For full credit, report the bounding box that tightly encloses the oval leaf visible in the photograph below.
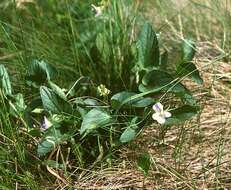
[111,91,154,109]
[182,39,196,62]
[80,108,113,136]
[48,81,67,101]
[177,39,203,84]
[37,128,63,156]
[165,105,199,125]
[140,70,196,105]
[137,22,159,70]
[40,86,72,114]
[120,117,139,143]
[120,127,136,143]
[26,60,56,85]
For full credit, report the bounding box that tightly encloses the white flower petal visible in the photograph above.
[95,12,102,17]
[91,4,103,17]
[152,113,159,120]
[156,116,166,125]
[152,102,163,113]
[152,113,166,124]
[164,111,171,118]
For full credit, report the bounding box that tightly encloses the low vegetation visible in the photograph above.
[0,0,230,189]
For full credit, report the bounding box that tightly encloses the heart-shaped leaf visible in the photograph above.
[120,127,136,143]
[0,65,12,95]
[140,70,196,105]
[26,60,56,85]
[37,127,63,156]
[177,61,203,84]
[80,108,113,136]
[120,117,139,143]
[177,39,203,84]
[48,81,67,101]
[159,51,168,68]
[182,39,196,62]
[38,137,56,156]
[165,105,199,125]
[137,22,159,70]
[40,86,72,114]
[111,91,154,109]
[137,153,151,176]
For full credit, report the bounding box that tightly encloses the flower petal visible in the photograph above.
[152,102,163,113]
[152,113,166,124]
[41,116,52,131]
[164,111,171,118]
[91,4,103,17]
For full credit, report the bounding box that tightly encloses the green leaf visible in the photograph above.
[111,91,154,109]
[26,97,43,112]
[26,60,56,85]
[182,39,196,62]
[80,108,113,136]
[176,39,203,84]
[29,128,41,137]
[14,93,26,111]
[40,86,61,113]
[48,81,67,101]
[132,97,154,108]
[142,70,172,87]
[177,61,203,84]
[37,128,63,156]
[160,51,168,68]
[137,22,159,70]
[75,106,87,118]
[120,127,136,143]
[0,65,12,95]
[139,70,196,105]
[165,105,199,125]
[40,86,72,114]
[137,153,151,176]
[120,117,139,143]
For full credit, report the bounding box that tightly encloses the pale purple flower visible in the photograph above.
[152,102,171,125]
[40,116,51,131]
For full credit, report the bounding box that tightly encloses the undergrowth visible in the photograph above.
[0,0,230,189]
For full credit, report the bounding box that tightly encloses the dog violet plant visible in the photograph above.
[0,1,203,168]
